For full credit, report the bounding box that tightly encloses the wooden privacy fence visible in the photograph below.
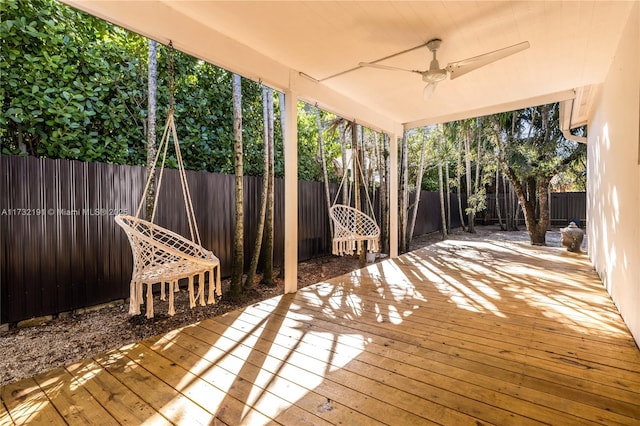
[483,192,587,227]
[0,155,585,324]
[549,192,587,226]
[1,155,455,324]
[0,156,331,324]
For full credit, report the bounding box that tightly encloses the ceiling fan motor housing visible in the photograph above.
[426,38,442,51]
[422,69,447,83]
[423,38,447,83]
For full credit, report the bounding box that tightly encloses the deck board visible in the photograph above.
[240,298,637,424]
[295,280,638,364]
[142,336,334,426]
[0,395,7,423]
[94,349,223,425]
[1,377,65,425]
[33,366,120,425]
[251,291,640,394]
[279,289,640,396]
[2,236,640,425]
[154,321,387,425]
[64,358,172,425]
[197,314,486,425]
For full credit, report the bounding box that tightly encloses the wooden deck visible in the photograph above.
[2,235,640,425]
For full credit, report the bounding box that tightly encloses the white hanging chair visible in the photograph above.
[329,149,381,256]
[329,204,380,256]
[116,108,220,318]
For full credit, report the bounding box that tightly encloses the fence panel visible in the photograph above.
[0,156,342,323]
[410,191,464,236]
[0,157,142,323]
[485,192,586,227]
[2,155,477,324]
[550,192,587,226]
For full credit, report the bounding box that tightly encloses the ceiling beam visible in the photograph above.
[404,89,577,129]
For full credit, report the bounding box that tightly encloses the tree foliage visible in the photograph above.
[1,0,146,163]
[0,0,325,179]
[489,104,586,244]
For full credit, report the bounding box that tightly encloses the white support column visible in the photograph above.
[389,132,399,258]
[284,89,298,293]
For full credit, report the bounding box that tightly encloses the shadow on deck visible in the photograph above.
[2,234,639,425]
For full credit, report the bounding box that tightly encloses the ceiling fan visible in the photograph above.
[359,39,530,99]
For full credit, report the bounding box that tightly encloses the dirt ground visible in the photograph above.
[0,225,572,386]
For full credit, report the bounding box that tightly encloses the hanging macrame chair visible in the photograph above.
[329,149,380,256]
[115,43,220,319]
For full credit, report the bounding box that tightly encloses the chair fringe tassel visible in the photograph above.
[332,237,379,257]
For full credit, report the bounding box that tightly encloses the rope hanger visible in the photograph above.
[134,41,201,245]
[332,143,377,220]
[329,131,380,256]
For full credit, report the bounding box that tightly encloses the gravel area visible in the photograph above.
[0,225,579,387]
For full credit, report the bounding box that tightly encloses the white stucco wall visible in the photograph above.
[587,2,640,346]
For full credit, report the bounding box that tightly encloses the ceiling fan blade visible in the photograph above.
[446,41,530,80]
[423,83,437,100]
[359,62,422,75]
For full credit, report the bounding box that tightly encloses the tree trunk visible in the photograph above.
[438,133,448,240]
[445,158,451,232]
[261,88,276,286]
[464,126,475,233]
[316,108,333,237]
[398,131,409,253]
[360,128,369,196]
[352,123,366,267]
[353,125,360,216]
[528,177,551,244]
[508,112,519,231]
[495,166,504,230]
[244,87,270,290]
[276,92,286,280]
[456,135,467,232]
[503,173,514,230]
[145,40,157,220]
[278,92,285,139]
[474,120,483,221]
[408,128,427,246]
[374,131,383,229]
[230,73,244,299]
[498,160,550,245]
[382,133,390,254]
[511,183,519,230]
[340,121,348,205]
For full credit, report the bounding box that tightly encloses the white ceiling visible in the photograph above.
[61,1,635,134]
